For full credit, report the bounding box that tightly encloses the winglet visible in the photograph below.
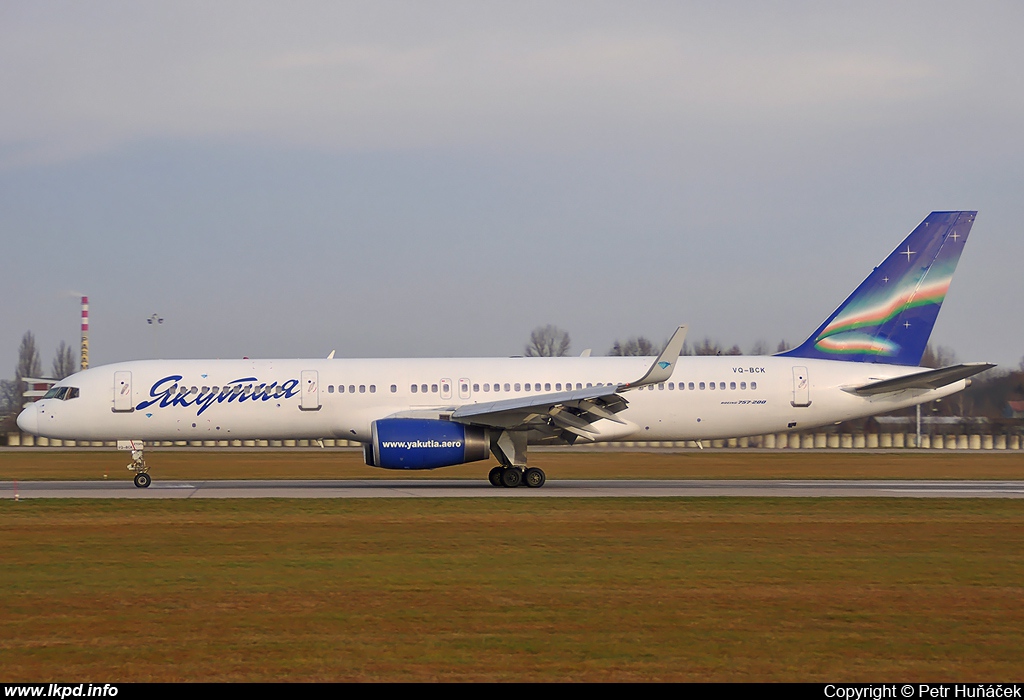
[621,325,688,389]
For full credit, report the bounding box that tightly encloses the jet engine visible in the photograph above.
[364,418,490,470]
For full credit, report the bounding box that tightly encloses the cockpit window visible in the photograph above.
[43,386,79,400]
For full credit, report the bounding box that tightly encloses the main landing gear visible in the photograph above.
[488,430,546,488]
[127,448,151,488]
[488,465,546,489]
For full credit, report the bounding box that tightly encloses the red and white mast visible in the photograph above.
[80,296,89,370]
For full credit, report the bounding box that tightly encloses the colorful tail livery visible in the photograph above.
[783,211,976,366]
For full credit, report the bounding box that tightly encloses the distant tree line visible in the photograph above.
[524,324,794,358]
[1,327,1020,425]
[606,334,791,357]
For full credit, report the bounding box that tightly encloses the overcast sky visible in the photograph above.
[2,1,1022,376]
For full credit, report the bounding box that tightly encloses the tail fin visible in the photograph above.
[781,211,976,366]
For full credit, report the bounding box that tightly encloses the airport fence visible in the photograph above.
[5,431,1024,450]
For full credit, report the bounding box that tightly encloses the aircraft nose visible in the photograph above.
[17,404,38,435]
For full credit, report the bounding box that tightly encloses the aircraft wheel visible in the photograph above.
[488,466,504,487]
[524,467,546,488]
[134,472,152,489]
[500,467,522,488]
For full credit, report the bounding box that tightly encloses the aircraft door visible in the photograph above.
[113,371,134,412]
[791,366,811,407]
[300,370,321,411]
[459,378,471,400]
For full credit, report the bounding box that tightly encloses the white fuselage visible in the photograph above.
[21,355,967,444]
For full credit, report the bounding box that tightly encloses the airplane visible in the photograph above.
[17,210,994,489]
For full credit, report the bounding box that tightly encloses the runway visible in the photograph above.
[5,479,1024,499]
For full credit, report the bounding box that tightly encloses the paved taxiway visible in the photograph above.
[4,479,1024,499]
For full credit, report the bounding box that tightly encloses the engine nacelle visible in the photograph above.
[364,418,490,470]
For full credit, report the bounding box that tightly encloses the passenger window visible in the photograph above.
[741,382,747,390]
[370,385,376,393]
[411,384,417,393]
[730,382,736,390]
[359,385,366,393]
[720,382,726,390]
[514,383,521,392]
[349,385,355,394]
[504,383,511,392]
[390,385,397,393]
[668,383,674,390]
[431,384,438,393]
[751,382,757,390]
[688,382,695,390]
[524,383,531,392]
[658,383,665,391]
[545,383,551,391]
[556,383,562,391]
[483,384,490,392]
[473,384,479,392]
[422,384,428,393]
[699,382,705,390]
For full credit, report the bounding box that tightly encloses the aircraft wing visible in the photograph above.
[449,326,688,439]
[450,384,628,438]
[848,362,995,396]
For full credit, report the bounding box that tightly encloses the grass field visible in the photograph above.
[2,447,1024,482]
[2,497,1023,681]
[2,450,1023,681]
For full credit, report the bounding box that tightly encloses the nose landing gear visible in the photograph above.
[126,447,151,488]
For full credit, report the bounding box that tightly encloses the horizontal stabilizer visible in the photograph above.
[849,362,995,396]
